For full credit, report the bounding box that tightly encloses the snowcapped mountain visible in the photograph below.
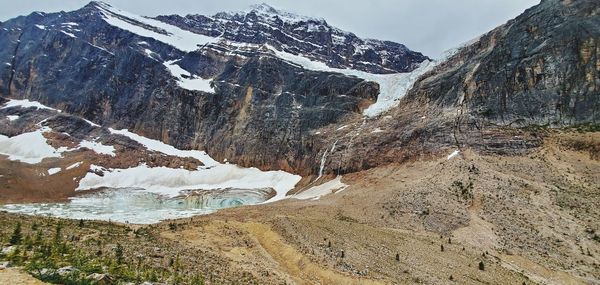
[0,1,431,176]
[3,0,596,182]
[156,3,429,74]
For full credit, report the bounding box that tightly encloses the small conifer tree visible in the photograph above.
[9,222,22,245]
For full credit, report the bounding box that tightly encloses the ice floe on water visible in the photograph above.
[2,188,273,224]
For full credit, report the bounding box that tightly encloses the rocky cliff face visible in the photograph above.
[0,1,429,175]
[408,0,600,127]
[314,0,600,175]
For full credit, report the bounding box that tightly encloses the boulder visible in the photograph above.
[57,266,78,276]
[87,273,114,284]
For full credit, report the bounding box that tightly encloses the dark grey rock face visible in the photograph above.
[0,1,391,174]
[311,0,600,176]
[407,0,600,127]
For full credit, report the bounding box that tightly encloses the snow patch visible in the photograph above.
[292,176,347,200]
[447,150,461,160]
[96,2,216,52]
[60,22,79,27]
[66,162,83,170]
[90,165,105,172]
[34,24,46,30]
[1,99,60,112]
[6,115,19,121]
[82,118,100,127]
[0,128,66,164]
[79,140,116,156]
[109,128,217,166]
[143,48,157,59]
[336,125,348,131]
[61,31,77,38]
[86,42,114,55]
[48,168,61,175]
[162,60,215,93]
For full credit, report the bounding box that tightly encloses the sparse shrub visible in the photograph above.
[450,180,474,201]
[115,243,124,264]
[478,261,485,271]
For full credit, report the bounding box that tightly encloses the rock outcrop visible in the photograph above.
[315,0,600,175]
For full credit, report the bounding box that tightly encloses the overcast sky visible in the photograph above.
[0,0,540,57]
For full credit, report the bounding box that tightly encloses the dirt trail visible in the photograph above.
[0,268,49,285]
[453,191,499,253]
[500,254,586,285]
[242,222,385,285]
[162,220,386,285]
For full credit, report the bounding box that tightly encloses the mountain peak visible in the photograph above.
[224,3,325,24]
[86,0,108,7]
[83,0,112,11]
[247,3,277,13]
